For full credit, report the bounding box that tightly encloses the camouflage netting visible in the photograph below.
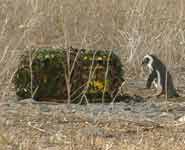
[13,47,124,103]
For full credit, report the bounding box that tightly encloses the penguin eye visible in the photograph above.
[145,58,150,63]
[142,57,150,65]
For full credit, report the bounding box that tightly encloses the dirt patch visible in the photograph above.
[1,80,185,150]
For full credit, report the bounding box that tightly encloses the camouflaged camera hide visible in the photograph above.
[13,48,124,103]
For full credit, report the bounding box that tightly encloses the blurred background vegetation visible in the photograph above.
[0,0,185,98]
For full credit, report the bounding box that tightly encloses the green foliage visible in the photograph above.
[13,48,124,103]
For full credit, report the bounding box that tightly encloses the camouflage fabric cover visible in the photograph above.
[13,47,124,103]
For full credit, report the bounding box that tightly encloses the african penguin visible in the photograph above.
[142,54,179,98]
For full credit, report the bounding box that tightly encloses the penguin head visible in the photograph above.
[142,54,153,66]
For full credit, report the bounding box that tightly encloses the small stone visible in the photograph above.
[177,115,185,122]
[124,107,131,111]
[39,105,50,112]
[71,109,76,113]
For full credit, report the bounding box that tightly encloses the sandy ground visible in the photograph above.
[1,80,185,150]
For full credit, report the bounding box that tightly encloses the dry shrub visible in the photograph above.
[0,0,185,98]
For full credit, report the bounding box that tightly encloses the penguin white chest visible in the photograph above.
[147,63,153,74]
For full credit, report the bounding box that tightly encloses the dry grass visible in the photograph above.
[1,0,185,149]
[0,103,185,150]
[1,0,185,81]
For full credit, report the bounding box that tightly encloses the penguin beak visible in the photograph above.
[141,60,145,65]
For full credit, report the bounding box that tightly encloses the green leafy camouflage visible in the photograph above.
[13,47,124,103]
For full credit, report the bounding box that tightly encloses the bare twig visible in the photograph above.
[102,50,112,104]
[111,80,126,104]
[27,121,47,134]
